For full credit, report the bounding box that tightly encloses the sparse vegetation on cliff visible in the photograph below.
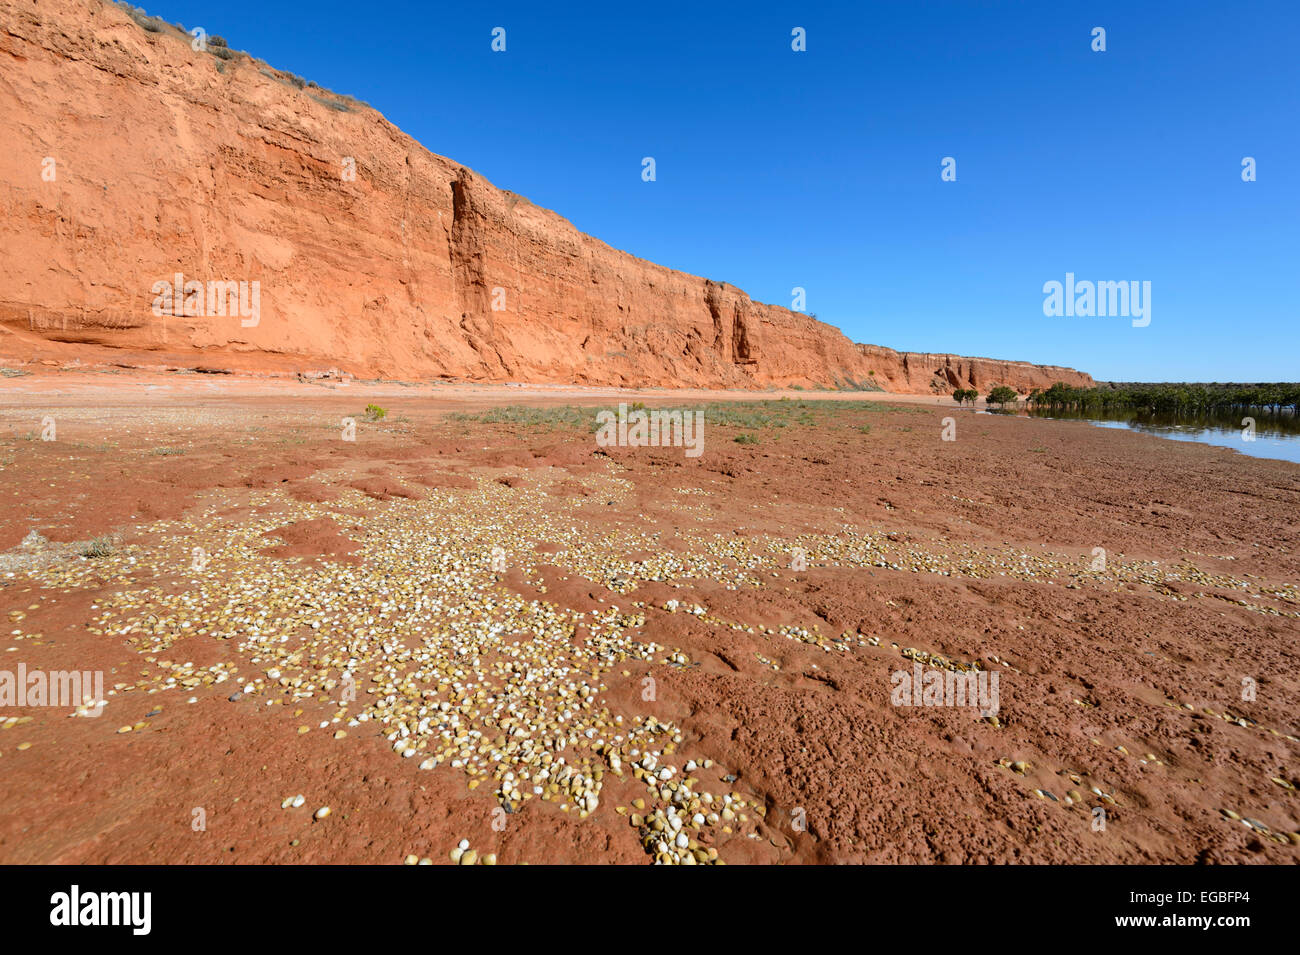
[115,2,368,109]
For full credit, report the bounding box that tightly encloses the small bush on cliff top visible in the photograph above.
[121,4,166,32]
[309,93,353,112]
[115,3,368,108]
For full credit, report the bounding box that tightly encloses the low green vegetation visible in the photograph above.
[447,405,594,431]
[363,404,388,421]
[445,399,922,434]
[81,538,114,559]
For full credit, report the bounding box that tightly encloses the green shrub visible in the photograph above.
[364,404,388,421]
[81,538,114,559]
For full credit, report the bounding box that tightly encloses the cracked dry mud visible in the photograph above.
[0,383,1296,864]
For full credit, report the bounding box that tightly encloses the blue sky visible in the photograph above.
[145,0,1297,382]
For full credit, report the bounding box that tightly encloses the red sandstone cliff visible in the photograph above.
[0,0,1093,394]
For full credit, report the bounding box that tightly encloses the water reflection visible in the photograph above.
[981,408,1300,464]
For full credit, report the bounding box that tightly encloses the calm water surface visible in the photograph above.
[984,408,1300,464]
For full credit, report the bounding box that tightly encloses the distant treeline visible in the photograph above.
[1026,382,1300,414]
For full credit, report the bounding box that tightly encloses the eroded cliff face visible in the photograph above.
[0,0,1094,393]
[854,346,1096,395]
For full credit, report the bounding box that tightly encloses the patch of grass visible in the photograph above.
[151,447,186,456]
[734,433,760,445]
[446,399,915,436]
[447,405,593,431]
[81,538,114,559]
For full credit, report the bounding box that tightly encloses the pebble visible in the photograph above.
[41,442,1285,865]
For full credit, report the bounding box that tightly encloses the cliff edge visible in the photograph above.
[0,0,1094,394]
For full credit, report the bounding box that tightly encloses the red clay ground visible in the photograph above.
[0,369,1296,864]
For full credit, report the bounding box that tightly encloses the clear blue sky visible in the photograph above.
[144,0,1297,382]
